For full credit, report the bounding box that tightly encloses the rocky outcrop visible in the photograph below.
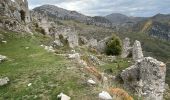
[0,0,31,32]
[67,32,79,48]
[97,37,111,53]
[0,0,30,23]
[121,57,166,100]
[121,37,132,58]
[132,40,143,61]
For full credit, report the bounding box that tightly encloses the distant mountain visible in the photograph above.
[33,5,112,27]
[132,14,170,41]
[105,13,146,25]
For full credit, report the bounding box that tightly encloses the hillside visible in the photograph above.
[0,0,170,100]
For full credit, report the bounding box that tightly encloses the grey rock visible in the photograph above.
[53,40,64,47]
[121,37,132,58]
[0,55,7,63]
[88,55,101,65]
[79,36,88,45]
[132,40,143,61]
[0,77,9,86]
[97,37,111,53]
[121,57,166,100]
[88,38,97,48]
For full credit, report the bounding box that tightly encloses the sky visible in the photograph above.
[28,0,170,17]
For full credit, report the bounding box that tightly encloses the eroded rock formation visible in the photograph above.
[121,37,132,58]
[132,40,143,61]
[121,57,166,100]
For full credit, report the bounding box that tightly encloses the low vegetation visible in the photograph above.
[105,35,122,56]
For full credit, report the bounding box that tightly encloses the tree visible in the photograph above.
[105,35,122,56]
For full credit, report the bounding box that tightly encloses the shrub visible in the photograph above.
[105,35,122,56]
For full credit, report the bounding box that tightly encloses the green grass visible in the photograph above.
[0,30,99,100]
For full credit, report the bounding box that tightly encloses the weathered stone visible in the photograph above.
[121,57,166,100]
[53,40,64,47]
[0,0,31,33]
[44,46,55,52]
[132,40,143,61]
[88,55,101,65]
[57,93,71,100]
[79,36,88,45]
[0,55,7,63]
[68,53,80,60]
[97,37,111,53]
[88,38,97,48]
[0,77,9,86]
[121,37,132,58]
[87,79,96,85]
[67,32,79,48]
[99,91,112,100]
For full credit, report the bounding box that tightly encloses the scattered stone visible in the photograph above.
[87,79,96,85]
[44,46,55,52]
[25,47,29,49]
[99,91,112,100]
[132,40,143,61]
[40,44,44,47]
[121,57,166,100]
[68,53,80,60]
[88,55,101,65]
[57,93,71,100]
[2,41,7,44]
[121,37,132,58]
[0,77,9,86]
[28,83,32,87]
[0,55,7,63]
[71,50,76,54]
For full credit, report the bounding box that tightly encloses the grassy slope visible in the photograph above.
[0,30,97,100]
[0,29,132,100]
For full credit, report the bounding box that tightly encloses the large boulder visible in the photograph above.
[121,57,166,100]
[121,37,132,58]
[97,37,111,53]
[132,40,143,61]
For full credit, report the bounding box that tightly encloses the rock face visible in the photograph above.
[121,37,132,58]
[97,37,111,53]
[0,0,31,32]
[67,32,79,48]
[121,57,166,100]
[0,0,30,22]
[132,40,143,61]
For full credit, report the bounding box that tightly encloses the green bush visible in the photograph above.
[105,35,122,56]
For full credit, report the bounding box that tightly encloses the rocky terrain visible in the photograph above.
[0,0,170,100]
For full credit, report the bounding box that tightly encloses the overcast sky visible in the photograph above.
[28,0,170,17]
